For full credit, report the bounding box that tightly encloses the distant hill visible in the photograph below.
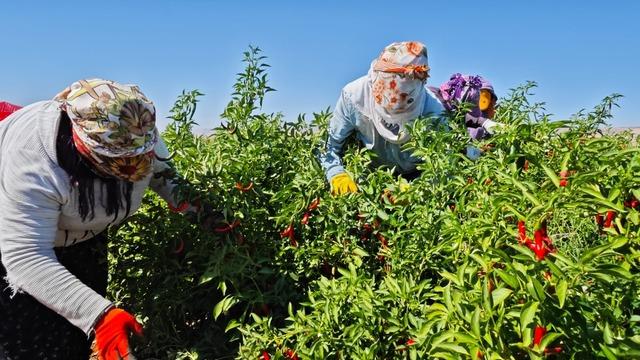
[611,127,640,135]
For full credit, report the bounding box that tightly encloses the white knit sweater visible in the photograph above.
[0,101,178,334]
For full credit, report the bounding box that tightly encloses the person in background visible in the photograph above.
[430,73,502,143]
[320,41,446,195]
[0,79,219,360]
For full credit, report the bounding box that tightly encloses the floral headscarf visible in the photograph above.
[368,41,430,144]
[55,79,158,182]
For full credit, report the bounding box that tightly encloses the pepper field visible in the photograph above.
[109,48,640,359]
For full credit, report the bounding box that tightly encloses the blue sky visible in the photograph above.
[1,0,638,130]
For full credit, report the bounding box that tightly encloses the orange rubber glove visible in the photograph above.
[478,89,493,111]
[479,89,496,118]
[330,173,358,195]
[93,308,144,360]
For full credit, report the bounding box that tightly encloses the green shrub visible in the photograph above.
[109,47,640,360]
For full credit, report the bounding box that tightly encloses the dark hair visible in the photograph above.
[55,111,133,222]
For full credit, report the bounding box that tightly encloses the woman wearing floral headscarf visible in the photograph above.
[0,79,214,360]
[320,41,446,195]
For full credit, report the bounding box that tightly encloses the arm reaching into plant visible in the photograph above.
[0,145,114,334]
[149,138,225,229]
[467,90,503,135]
[91,308,143,360]
[320,89,358,191]
[149,137,197,211]
[330,172,358,195]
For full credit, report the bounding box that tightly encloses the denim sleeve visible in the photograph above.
[424,88,448,129]
[320,91,356,181]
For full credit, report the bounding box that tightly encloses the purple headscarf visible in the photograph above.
[437,73,495,112]
[430,73,497,140]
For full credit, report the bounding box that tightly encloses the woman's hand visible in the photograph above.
[92,308,143,360]
[330,173,358,195]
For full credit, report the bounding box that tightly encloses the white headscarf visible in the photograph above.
[364,42,430,144]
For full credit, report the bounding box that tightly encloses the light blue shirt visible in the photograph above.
[320,76,446,181]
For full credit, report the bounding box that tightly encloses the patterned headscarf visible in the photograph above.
[55,79,158,182]
[368,41,430,144]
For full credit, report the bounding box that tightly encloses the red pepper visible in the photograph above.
[530,243,551,261]
[533,325,547,346]
[168,201,189,213]
[283,349,299,360]
[376,233,388,248]
[361,223,373,240]
[519,221,553,261]
[539,224,553,248]
[382,189,396,204]
[235,181,254,192]
[280,224,293,238]
[518,220,528,244]
[624,197,639,209]
[523,160,529,172]
[280,224,297,247]
[308,198,320,211]
[558,169,570,187]
[214,219,241,233]
[376,233,388,261]
[595,213,604,227]
[604,211,616,228]
[476,349,484,359]
[533,324,563,354]
[260,350,271,360]
[172,239,185,254]
[531,226,553,261]
[301,212,311,225]
[357,214,377,240]
[544,346,563,355]
[406,339,415,346]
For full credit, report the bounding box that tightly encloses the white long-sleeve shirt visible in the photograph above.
[0,100,178,334]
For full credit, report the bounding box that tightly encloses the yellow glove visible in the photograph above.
[330,173,358,195]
